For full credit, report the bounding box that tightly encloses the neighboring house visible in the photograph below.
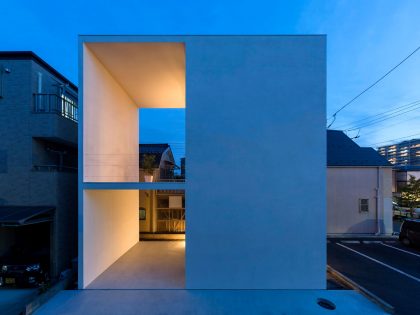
[180,157,185,177]
[378,139,420,193]
[0,51,78,278]
[79,35,326,290]
[139,144,185,239]
[327,130,393,235]
[139,143,181,182]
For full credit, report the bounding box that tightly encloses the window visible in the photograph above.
[359,199,369,212]
[139,207,146,220]
[169,196,183,208]
[157,196,169,208]
[61,94,78,122]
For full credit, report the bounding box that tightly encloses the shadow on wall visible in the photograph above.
[345,219,385,234]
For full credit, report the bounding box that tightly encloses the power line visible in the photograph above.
[359,114,420,138]
[328,44,420,128]
[335,99,420,130]
[344,101,420,131]
[367,131,420,147]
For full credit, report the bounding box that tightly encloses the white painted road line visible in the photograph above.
[380,242,420,258]
[340,240,360,244]
[336,243,420,284]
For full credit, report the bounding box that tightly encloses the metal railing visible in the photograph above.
[156,209,185,232]
[33,94,78,123]
[139,167,185,182]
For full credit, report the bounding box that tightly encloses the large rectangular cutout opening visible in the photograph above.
[83,42,185,183]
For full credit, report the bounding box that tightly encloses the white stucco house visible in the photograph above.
[327,130,393,235]
[78,35,326,290]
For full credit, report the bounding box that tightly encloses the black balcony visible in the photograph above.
[33,94,78,123]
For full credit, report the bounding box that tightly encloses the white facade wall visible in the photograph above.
[327,167,393,235]
[186,36,326,289]
[80,35,326,290]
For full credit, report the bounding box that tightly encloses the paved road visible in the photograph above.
[328,238,420,315]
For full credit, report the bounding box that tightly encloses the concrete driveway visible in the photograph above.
[0,288,37,315]
[87,241,185,289]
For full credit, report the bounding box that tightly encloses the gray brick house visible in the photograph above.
[0,52,77,278]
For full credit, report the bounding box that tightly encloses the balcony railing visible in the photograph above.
[33,94,78,123]
[139,167,185,182]
[156,209,185,232]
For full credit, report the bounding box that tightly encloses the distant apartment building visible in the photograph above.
[378,139,420,167]
[378,139,420,192]
[0,51,78,278]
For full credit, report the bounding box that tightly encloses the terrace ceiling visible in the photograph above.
[86,42,185,108]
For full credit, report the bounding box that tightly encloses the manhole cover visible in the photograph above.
[317,298,336,310]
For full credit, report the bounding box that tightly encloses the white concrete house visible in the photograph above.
[79,35,326,290]
[327,130,393,235]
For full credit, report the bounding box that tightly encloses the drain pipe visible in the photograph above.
[375,167,381,235]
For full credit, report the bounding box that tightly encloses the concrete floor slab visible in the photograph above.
[0,288,38,315]
[34,289,388,315]
[87,241,185,289]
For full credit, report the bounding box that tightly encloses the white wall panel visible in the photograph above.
[83,46,139,182]
[83,190,139,288]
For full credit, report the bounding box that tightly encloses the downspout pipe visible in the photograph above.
[375,167,381,235]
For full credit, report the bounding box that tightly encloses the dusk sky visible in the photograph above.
[2,0,420,163]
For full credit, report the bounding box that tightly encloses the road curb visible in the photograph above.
[24,270,73,315]
[327,234,398,239]
[327,265,395,314]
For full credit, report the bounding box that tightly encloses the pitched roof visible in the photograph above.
[327,130,391,167]
[139,144,171,168]
[139,143,170,154]
[0,51,77,92]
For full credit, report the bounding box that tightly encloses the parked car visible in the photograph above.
[399,219,420,247]
[413,208,420,219]
[393,205,420,218]
[393,202,402,218]
[0,246,49,287]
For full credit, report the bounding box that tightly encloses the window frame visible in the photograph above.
[359,198,369,213]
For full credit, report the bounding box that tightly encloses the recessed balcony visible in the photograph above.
[33,93,78,123]
[31,94,78,145]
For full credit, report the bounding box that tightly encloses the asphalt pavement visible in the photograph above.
[328,238,420,315]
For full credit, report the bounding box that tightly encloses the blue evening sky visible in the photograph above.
[2,0,420,163]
